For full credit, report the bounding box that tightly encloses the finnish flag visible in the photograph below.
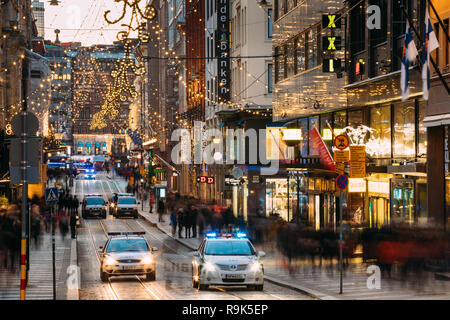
[401,20,418,101]
[422,6,440,100]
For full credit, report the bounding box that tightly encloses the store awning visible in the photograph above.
[423,114,450,128]
[77,142,83,147]
[85,142,92,147]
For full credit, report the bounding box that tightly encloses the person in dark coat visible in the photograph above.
[157,199,165,222]
[177,208,184,238]
[71,195,79,216]
[184,208,192,238]
[70,212,77,239]
[190,205,198,238]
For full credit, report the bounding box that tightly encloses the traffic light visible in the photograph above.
[323,58,342,73]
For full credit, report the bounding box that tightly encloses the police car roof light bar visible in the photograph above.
[107,231,146,236]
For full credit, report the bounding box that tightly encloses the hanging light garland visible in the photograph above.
[91,0,157,129]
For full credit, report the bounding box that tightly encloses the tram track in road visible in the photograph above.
[80,176,308,300]
[84,219,119,300]
[97,218,163,300]
[124,219,288,300]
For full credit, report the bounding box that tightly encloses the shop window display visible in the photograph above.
[417,100,427,158]
[393,102,415,158]
[369,105,391,158]
[308,116,319,156]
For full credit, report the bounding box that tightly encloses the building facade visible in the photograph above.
[71,44,133,156]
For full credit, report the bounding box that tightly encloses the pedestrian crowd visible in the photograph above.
[151,192,245,239]
[0,190,80,272]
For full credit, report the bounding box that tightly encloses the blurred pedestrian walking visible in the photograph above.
[157,199,165,222]
[170,208,177,237]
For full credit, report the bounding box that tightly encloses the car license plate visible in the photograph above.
[224,273,245,279]
[122,265,136,271]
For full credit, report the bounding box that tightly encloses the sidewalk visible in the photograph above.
[0,233,78,300]
[138,206,450,300]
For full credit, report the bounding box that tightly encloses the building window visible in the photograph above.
[286,42,295,78]
[393,102,415,158]
[320,113,333,151]
[417,100,427,158]
[299,118,308,157]
[348,109,363,128]
[275,47,284,82]
[306,28,318,69]
[370,105,391,158]
[267,63,273,93]
[295,34,305,73]
[267,8,273,39]
[308,116,319,156]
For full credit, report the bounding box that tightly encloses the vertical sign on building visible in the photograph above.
[216,0,231,103]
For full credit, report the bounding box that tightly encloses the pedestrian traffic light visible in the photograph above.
[323,58,342,73]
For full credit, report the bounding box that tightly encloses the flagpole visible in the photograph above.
[400,5,450,95]
[429,0,450,44]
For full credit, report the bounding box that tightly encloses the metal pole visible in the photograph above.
[19,56,29,301]
[339,190,343,294]
[429,0,450,44]
[52,204,56,300]
[400,5,450,95]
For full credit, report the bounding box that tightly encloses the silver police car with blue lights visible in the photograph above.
[192,232,265,291]
[99,232,158,282]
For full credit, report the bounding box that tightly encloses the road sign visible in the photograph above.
[232,166,243,179]
[10,138,40,167]
[334,134,350,150]
[334,150,349,162]
[11,111,39,136]
[336,174,349,190]
[335,162,345,175]
[349,145,366,161]
[45,188,59,203]
[349,161,366,178]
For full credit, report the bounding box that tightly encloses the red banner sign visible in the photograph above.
[310,127,335,171]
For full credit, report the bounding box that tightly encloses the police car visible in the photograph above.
[110,194,139,218]
[84,167,96,179]
[191,232,265,291]
[81,194,107,219]
[98,232,158,282]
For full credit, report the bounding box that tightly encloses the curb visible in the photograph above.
[138,211,334,300]
[67,238,80,300]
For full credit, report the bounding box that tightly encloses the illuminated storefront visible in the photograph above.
[265,170,336,229]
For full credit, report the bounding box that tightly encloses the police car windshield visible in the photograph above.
[118,197,136,204]
[106,238,149,253]
[204,240,255,256]
[86,198,104,205]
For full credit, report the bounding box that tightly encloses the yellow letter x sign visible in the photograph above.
[327,15,336,28]
[328,37,336,50]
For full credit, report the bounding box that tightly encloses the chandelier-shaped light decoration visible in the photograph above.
[91,0,157,129]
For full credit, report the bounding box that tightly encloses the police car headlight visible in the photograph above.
[250,262,262,272]
[141,255,153,265]
[105,256,117,266]
[204,262,216,272]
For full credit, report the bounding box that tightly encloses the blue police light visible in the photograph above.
[236,232,247,238]
[206,232,217,238]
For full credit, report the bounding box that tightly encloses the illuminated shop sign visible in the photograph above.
[216,0,231,103]
[281,129,303,141]
[348,178,365,193]
[368,181,389,195]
